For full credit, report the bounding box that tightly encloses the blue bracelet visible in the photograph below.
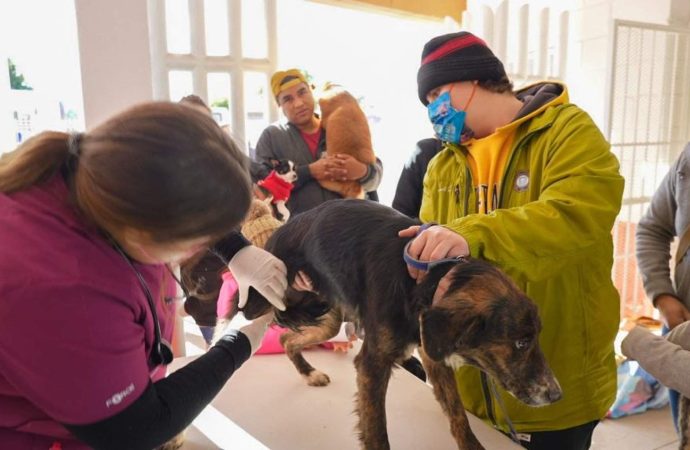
[402,224,466,271]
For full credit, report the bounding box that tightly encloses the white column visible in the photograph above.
[669,0,690,27]
[74,0,155,129]
[0,16,15,154]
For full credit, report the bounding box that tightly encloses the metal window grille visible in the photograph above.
[608,20,690,318]
[148,0,278,151]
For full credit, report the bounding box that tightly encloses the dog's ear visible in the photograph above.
[420,306,486,361]
[269,158,280,168]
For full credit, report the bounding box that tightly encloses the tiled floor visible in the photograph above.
[180,317,680,450]
[592,407,678,450]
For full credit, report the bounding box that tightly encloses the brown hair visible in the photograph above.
[0,102,251,243]
[478,76,514,94]
[179,94,212,115]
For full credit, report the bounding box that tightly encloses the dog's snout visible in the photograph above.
[531,373,562,406]
[547,386,562,403]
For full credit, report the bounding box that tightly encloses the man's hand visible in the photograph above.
[398,225,469,281]
[324,154,368,181]
[309,158,331,181]
[655,294,690,329]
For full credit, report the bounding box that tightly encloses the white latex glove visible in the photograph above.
[224,312,275,355]
[228,245,287,311]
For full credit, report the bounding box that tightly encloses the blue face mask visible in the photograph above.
[427,90,474,144]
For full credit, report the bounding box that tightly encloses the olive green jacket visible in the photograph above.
[420,83,624,432]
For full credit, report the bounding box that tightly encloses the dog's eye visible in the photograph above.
[514,339,530,350]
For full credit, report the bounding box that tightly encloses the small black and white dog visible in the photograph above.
[254,158,297,222]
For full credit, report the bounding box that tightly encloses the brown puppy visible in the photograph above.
[317,84,376,199]
[242,199,562,450]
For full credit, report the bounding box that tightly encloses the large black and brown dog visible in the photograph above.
[242,199,562,450]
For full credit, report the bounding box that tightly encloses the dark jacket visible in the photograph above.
[252,120,382,216]
[392,138,443,219]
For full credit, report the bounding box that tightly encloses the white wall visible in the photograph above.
[276,0,457,205]
[0,48,14,154]
[74,0,155,129]
[669,0,690,27]
[568,0,674,132]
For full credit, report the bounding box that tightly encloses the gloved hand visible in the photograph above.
[228,245,287,311]
[225,312,275,355]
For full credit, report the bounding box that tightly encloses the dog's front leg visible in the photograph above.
[280,308,342,386]
[418,348,484,450]
[275,200,290,222]
[354,343,394,450]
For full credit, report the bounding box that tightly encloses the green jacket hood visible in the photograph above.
[515,82,567,117]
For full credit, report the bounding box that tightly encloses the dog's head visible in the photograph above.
[419,259,562,407]
[269,158,298,183]
[317,84,360,128]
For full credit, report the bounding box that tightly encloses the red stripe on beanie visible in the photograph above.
[421,35,488,65]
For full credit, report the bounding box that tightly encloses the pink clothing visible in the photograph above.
[216,271,238,318]
[216,268,338,355]
[0,175,175,449]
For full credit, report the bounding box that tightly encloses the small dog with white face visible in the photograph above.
[253,158,297,222]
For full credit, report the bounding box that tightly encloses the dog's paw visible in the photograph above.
[330,341,353,352]
[305,370,331,386]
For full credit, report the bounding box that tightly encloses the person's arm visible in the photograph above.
[621,322,690,398]
[209,231,250,265]
[249,160,269,184]
[359,157,383,192]
[253,128,280,182]
[64,332,251,450]
[636,152,682,302]
[636,145,690,328]
[209,230,286,311]
[422,106,624,282]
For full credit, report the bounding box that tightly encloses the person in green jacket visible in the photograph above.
[400,31,624,450]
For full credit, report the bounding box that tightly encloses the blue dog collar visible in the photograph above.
[402,223,466,271]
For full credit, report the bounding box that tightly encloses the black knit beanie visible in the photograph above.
[417,32,507,105]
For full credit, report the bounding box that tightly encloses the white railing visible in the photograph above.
[461,0,571,86]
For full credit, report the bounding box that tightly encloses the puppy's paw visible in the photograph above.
[330,341,353,352]
[305,370,331,386]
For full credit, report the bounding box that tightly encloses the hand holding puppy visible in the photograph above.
[325,154,368,181]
